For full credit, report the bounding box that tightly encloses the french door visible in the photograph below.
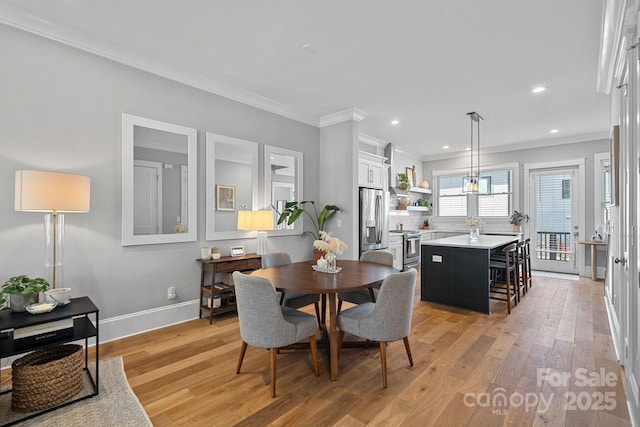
[528,167,579,274]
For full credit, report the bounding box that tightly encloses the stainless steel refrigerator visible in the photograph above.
[359,188,389,253]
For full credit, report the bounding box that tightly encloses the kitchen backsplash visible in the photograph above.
[389,215,524,233]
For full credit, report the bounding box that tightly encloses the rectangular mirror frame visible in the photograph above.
[264,145,303,236]
[122,113,197,246]
[205,132,259,240]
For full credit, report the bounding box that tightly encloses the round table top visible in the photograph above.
[250,260,397,294]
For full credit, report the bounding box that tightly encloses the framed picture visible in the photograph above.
[610,125,619,206]
[216,185,236,211]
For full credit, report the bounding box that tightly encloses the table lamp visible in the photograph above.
[237,210,274,255]
[15,171,91,289]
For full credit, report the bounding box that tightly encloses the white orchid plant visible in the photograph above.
[313,231,348,263]
[465,216,482,228]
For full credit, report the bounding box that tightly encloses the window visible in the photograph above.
[478,170,512,217]
[593,153,611,232]
[436,169,513,217]
[600,159,611,227]
[437,174,467,216]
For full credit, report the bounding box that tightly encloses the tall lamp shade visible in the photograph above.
[15,171,91,289]
[237,210,274,255]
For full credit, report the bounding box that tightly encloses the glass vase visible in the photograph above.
[469,226,480,241]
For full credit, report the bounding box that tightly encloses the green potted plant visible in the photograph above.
[277,201,342,240]
[397,173,410,191]
[510,210,530,232]
[1,275,50,312]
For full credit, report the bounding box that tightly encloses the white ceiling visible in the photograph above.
[0,0,610,158]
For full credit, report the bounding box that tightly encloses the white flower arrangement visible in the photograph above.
[465,216,482,228]
[313,231,348,263]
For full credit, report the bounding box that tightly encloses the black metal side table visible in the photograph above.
[0,296,99,426]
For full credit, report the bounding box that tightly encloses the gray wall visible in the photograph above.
[0,24,319,319]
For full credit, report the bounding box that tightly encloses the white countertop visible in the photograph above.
[421,234,518,249]
[418,229,520,236]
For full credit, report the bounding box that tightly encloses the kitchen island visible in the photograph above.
[420,234,519,313]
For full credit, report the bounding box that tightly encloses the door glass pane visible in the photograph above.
[534,173,573,262]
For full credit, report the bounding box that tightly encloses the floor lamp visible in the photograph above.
[237,210,274,255]
[15,171,91,289]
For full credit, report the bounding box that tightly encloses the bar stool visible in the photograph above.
[489,243,519,314]
[491,241,525,301]
[522,238,532,291]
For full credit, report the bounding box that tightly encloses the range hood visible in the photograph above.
[384,142,411,196]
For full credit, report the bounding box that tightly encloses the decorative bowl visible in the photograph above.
[398,197,412,206]
[26,302,57,314]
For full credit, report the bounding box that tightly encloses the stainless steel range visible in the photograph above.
[390,230,421,270]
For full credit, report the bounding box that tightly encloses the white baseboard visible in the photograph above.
[1,300,201,372]
[99,299,200,343]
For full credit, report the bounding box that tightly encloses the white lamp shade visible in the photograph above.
[237,210,274,231]
[15,170,91,213]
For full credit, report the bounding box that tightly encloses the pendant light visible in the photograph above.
[463,111,483,193]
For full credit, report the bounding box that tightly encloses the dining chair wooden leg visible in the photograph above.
[236,341,248,374]
[403,337,414,366]
[270,348,277,398]
[314,302,321,327]
[309,335,319,376]
[379,341,388,388]
[337,299,343,313]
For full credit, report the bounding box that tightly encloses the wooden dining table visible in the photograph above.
[250,259,397,380]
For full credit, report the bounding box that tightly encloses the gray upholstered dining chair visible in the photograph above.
[232,271,319,397]
[261,252,322,326]
[337,250,394,312]
[336,269,417,388]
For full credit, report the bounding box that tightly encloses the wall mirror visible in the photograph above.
[205,132,259,240]
[122,113,197,246]
[264,145,303,235]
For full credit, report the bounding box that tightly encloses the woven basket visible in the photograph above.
[222,273,234,286]
[11,344,84,413]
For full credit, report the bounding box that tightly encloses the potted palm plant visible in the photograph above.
[276,201,342,241]
[1,276,50,312]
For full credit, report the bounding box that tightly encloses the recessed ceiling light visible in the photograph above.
[443,145,449,149]
[549,129,559,134]
[301,43,317,54]
[390,120,399,125]
[531,86,547,94]
[465,147,471,151]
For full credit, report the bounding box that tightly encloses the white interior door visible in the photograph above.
[529,168,579,274]
[134,160,162,235]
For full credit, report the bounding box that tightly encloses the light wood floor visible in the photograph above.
[100,273,632,426]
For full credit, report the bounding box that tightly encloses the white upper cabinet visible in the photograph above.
[358,151,387,189]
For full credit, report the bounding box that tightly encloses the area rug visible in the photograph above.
[0,357,152,426]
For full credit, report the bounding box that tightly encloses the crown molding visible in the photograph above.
[319,108,369,128]
[0,3,319,127]
[358,133,388,148]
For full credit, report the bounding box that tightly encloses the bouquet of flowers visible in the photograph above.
[313,231,348,264]
[510,210,530,226]
[465,216,482,228]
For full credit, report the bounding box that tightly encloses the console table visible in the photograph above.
[0,296,99,426]
[197,254,262,324]
[578,240,608,280]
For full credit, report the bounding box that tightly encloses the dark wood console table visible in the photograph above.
[0,296,99,426]
[197,254,262,324]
